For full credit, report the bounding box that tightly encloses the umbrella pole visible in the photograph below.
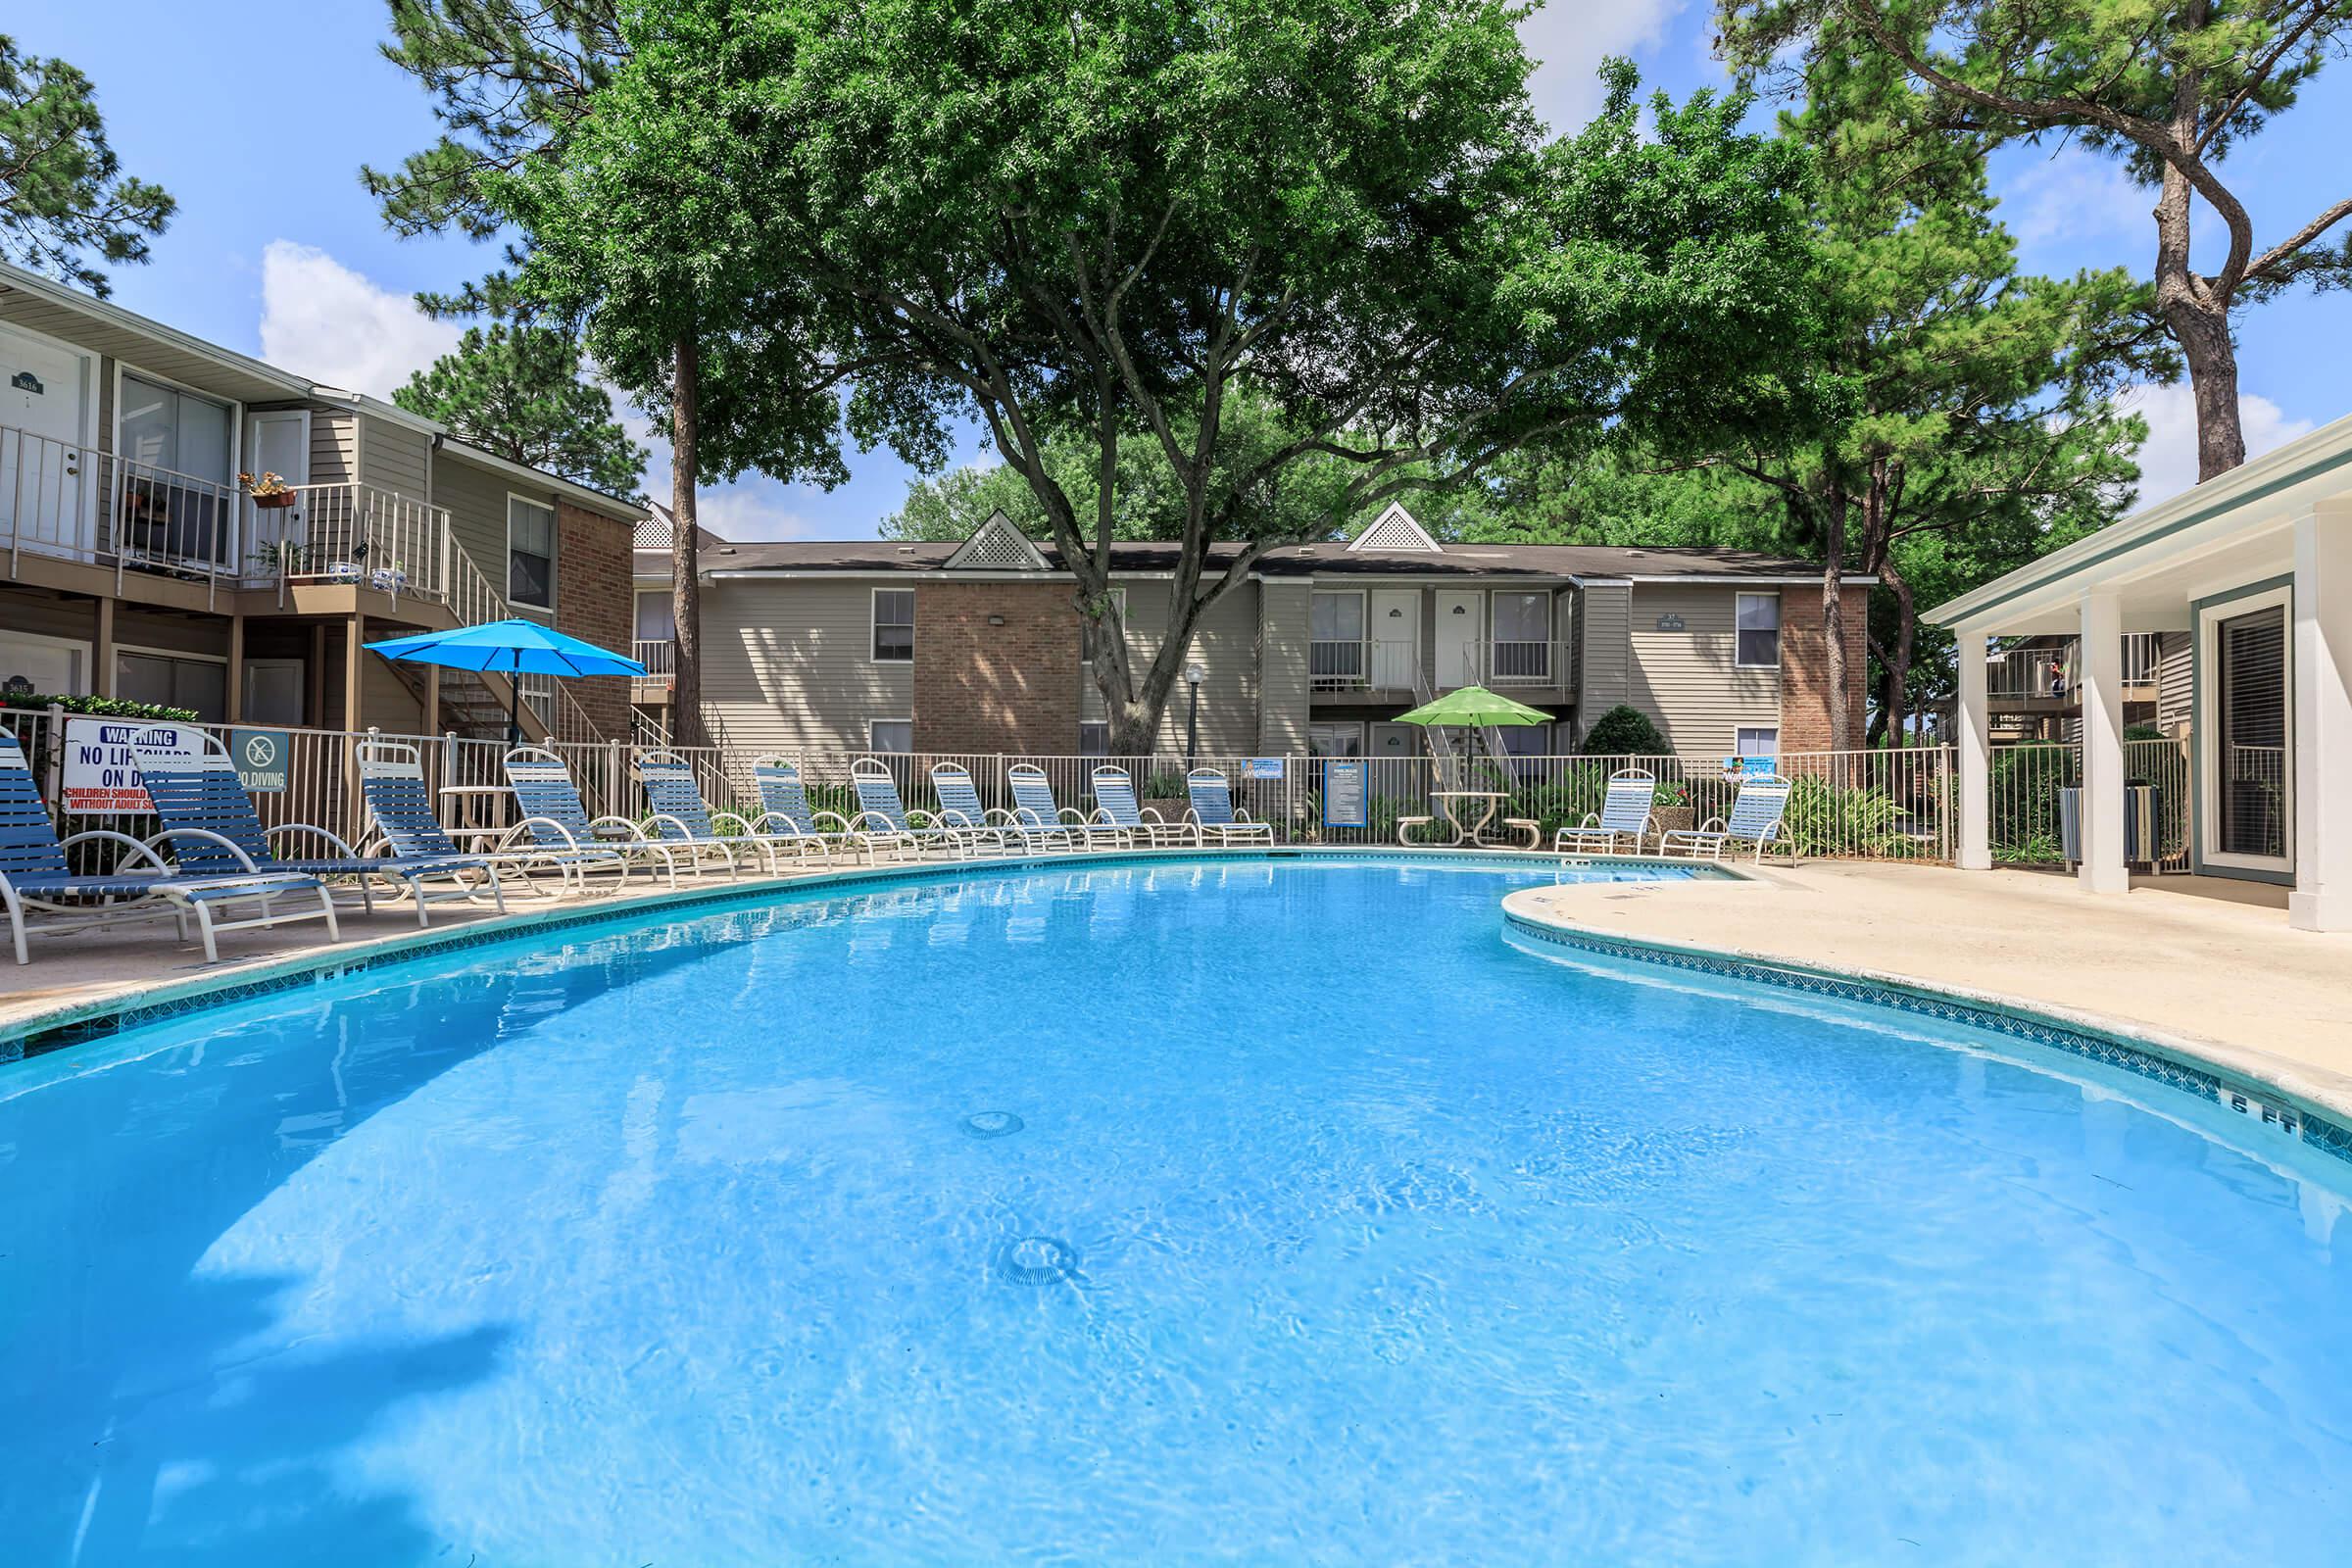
[508,656,521,749]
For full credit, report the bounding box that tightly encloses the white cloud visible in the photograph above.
[2004,147,2149,247]
[1519,0,1687,134]
[694,486,825,542]
[2115,382,2316,508]
[257,241,459,399]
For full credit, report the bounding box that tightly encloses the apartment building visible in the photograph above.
[0,263,644,744]
[686,504,1866,761]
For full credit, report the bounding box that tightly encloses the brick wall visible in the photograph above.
[912,582,1080,753]
[556,500,634,740]
[1778,583,1870,753]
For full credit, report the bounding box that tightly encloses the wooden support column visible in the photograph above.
[95,598,117,697]
[308,623,328,728]
[423,663,441,736]
[225,613,246,724]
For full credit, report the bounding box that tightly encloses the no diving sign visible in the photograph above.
[232,728,289,792]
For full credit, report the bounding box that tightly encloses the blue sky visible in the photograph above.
[12,0,2351,537]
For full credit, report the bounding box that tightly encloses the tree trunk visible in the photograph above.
[1820,486,1853,752]
[2151,52,2247,484]
[1881,553,1917,747]
[669,330,704,751]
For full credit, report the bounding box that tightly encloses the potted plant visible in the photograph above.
[239,470,298,510]
[369,558,409,595]
[1650,778,1696,836]
[248,539,306,577]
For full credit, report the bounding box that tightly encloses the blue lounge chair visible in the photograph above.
[632,749,820,875]
[356,739,618,898]
[1186,767,1275,847]
[749,758,866,863]
[928,762,1014,851]
[503,746,702,887]
[1090,765,1192,847]
[131,728,504,926]
[0,729,337,964]
[1555,768,1659,857]
[1659,773,1795,862]
[849,757,974,858]
[1009,763,1124,850]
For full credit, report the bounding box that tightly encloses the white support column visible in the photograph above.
[2079,589,2129,894]
[1957,627,1991,870]
[2292,502,2352,931]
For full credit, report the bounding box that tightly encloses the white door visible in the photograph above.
[241,410,311,574]
[1369,589,1420,689]
[243,658,307,725]
[1436,590,1484,688]
[0,324,92,558]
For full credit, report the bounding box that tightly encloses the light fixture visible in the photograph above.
[987,613,1005,626]
[1185,662,1205,687]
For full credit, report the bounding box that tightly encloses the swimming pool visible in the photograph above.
[3,856,2348,1564]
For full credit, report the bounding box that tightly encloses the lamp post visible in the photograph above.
[1185,662,1205,764]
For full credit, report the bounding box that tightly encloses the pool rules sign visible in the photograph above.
[59,719,200,814]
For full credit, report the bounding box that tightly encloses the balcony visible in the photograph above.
[1310,638,1565,693]
[1985,633,2163,705]
[635,639,676,674]
[1,417,466,613]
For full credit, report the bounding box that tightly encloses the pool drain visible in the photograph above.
[961,1109,1026,1139]
[994,1235,1077,1286]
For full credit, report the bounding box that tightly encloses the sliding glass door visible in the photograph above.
[2201,590,2291,872]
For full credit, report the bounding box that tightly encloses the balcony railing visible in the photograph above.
[1985,633,2164,703]
[1309,637,1564,691]
[635,639,675,674]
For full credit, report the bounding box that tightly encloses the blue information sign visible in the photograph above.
[1245,757,1286,781]
[232,728,291,793]
[1323,759,1368,828]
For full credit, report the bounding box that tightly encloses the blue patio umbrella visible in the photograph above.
[366,618,646,744]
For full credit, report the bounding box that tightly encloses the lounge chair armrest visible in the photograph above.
[1698,816,1728,834]
[1140,808,1168,824]
[502,814,586,854]
[812,810,857,835]
[589,813,653,842]
[265,821,365,858]
[846,811,904,835]
[1577,811,1601,829]
[59,829,176,875]
[139,826,263,870]
[984,808,1023,828]
[1057,808,1091,826]
[643,812,698,841]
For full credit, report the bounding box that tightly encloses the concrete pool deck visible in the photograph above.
[1504,860,2352,1121]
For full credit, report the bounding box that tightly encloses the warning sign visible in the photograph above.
[60,719,200,815]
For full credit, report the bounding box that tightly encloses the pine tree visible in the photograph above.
[392,314,646,498]
[0,34,173,296]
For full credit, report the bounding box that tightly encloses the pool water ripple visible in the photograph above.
[2,858,2349,1565]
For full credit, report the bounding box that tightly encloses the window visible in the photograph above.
[1079,720,1109,757]
[1736,592,1781,668]
[1736,726,1780,760]
[118,372,233,566]
[1491,592,1550,680]
[2217,604,2287,860]
[1310,591,1366,682]
[872,588,915,662]
[509,497,557,610]
[116,650,227,722]
[634,590,675,642]
[869,718,913,753]
[1308,721,1364,758]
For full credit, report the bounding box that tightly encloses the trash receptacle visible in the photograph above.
[2058,784,2158,868]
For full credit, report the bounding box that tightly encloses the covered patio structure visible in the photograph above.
[1932,413,2352,932]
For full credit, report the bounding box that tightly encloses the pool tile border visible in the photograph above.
[0,846,1680,1063]
[1500,908,2352,1170]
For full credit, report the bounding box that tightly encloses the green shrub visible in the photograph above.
[1579,704,1669,758]
[1,692,199,721]
[1779,775,1917,858]
[1989,743,2074,859]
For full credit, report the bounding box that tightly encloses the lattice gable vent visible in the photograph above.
[1347,503,1443,553]
[945,511,1052,569]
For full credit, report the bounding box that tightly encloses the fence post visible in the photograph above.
[42,702,66,831]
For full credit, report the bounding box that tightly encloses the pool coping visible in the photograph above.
[1497,887,2352,1169]
[0,845,1715,1061]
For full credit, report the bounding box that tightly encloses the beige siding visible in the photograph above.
[702,578,915,754]
[1258,579,1311,752]
[1577,581,1632,720]
[358,410,430,502]
[115,607,231,659]
[311,411,357,486]
[1627,584,1781,755]
[1118,581,1260,755]
[2157,629,2191,733]
[363,656,426,733]
[432,454,559,612]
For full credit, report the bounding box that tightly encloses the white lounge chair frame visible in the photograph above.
[1555,767,1660,857]
[1658,773,1796,863]
[1185,767,1276,847]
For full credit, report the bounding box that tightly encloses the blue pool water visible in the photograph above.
[3,857,2350,1565]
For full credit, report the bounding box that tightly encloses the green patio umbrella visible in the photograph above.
[1393,686,1551,729]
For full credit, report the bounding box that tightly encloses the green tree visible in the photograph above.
[1719,0,2352,483]
[0,33,173,296]
[624,0,1826,751]
[392,307,647,497]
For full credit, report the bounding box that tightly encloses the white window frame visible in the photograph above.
[1079,719,1110,756]
[1309,587,1368,644]
[112,360,241,484]
[868,716,914,753]
[1308,719,1365,758]
[506,493,559,615]
[1735,725,1780,760]
[1735,591,1782,670]
[0,626,93,697]
[2196,581,2294,876]
[633,588,675,643]
[870,585,916,664]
